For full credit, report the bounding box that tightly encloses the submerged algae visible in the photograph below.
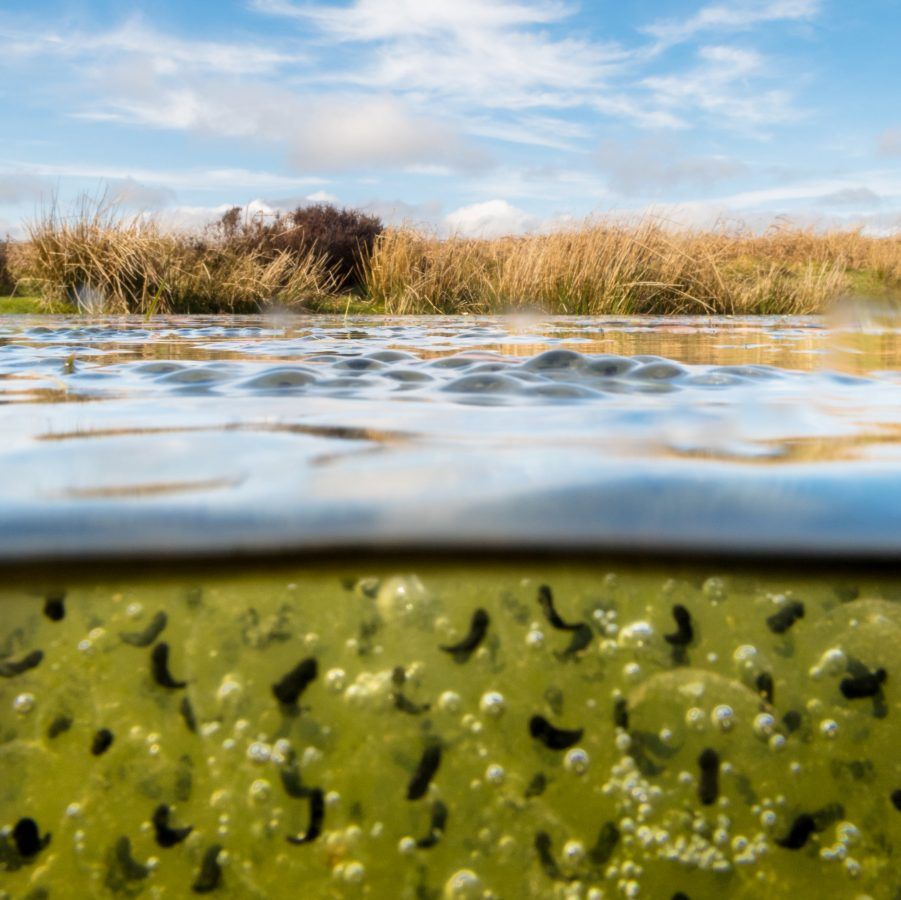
[0,564,900,898]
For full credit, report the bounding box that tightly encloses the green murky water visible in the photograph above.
[2,563,899,899]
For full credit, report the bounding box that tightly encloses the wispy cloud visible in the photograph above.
[878,128,901,157]
[645,0,821,47]
[595,137,749,197]
[2,16,293,76]
[641,45,798,130]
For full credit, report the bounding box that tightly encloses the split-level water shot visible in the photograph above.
[1,2,900,899]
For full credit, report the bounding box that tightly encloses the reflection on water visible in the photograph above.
[2,312,901,561]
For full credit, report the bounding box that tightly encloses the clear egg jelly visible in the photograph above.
[1,562,899,899]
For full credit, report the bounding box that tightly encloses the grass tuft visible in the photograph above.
[7,201,901,315]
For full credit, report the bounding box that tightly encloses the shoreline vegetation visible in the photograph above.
[2,202,900,316]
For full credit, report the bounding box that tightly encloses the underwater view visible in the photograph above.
[1,313,901,899]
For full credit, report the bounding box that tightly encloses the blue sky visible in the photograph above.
[1,0,899,236]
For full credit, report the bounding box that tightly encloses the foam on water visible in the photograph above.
[1,313,901,561]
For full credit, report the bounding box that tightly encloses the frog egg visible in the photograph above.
[13,693,35,714]
[479,691,506,718]
[485,764,506,785]
[817,648,847,676]
[562,840,585,865]
[768,734,786,752]
[246,742,271,764]
[325,668,347,692]
[703,577,726,601]
[438,691,462,713]
[712,705,735,732]
[623,662,643,683]
[525,629,545,649]
[819,719,839,739]
[248,779,271,802]
[686,707,707,731]
[564,748,590,775]
[398,836,416,855]
[752,713,776,738]
[444,870,483,899]
[344,861,366,884]
[732,645,757,672]
[618,621,655,648]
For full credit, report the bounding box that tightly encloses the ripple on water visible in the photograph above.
[2,314,901,560]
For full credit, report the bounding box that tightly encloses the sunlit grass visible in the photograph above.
[365,222,899,315]
[8,202,901,315]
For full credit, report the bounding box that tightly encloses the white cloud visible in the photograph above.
[0,172,50,205]
[304,190,340,204]
[3,16,292,76]
[0,162,327,192]
[641,45,797,129]
[253,0,625,116]
[878,128,901,157]
[445,199,538,237]
[105,177,177,209]
[595,138,748,196]
[645,0,821,46]
[814,187,882,208]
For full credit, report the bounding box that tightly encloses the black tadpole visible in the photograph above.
[776,814,817,850]
[525,772,547,798]
[287,788,325,844]
[0,649,43,678]
[755,672,775,704]
[180,697,198,733]
[537,585,577,631]
[697,748,719,806]
[840,667,887,699]
[121,611,168,647]
[416,800,449,848]
[111,836,149,882]
[192,844,223,893]
[151,642,187,689]
[537,586,593,659]
[529,714,583,750]
[12,818,50,858]
[91,728,115,756]
[407,741,442,800]
[891,789,901,812]
[279,750,312,799]
[43,594,66,622]
[664,605,694,646]
[272,657,318,708]
[153,804,193,848]
[440,608,490,663]
[557,623,593,660]
[588,822,620,867]
[766,601,805,635]
[393,692,431,715]
[613,698,629,730]
[534,831,564,880]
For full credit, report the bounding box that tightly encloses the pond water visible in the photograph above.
[2,310,901,562]
[1,311,901,899]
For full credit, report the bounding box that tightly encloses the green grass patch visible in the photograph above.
[0,295,44,314]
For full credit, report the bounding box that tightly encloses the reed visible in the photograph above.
[11,200,336,314]
[9,201,901,315]
[363,221,876,315]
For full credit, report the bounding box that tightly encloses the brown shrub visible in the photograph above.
[0,239,16,294]
[211,203,383,290]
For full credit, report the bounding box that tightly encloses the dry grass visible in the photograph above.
[11,201,336,314]
[9,202,901,315]
[363,220,892,315]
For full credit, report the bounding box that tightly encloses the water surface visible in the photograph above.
[2,311,901,562]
